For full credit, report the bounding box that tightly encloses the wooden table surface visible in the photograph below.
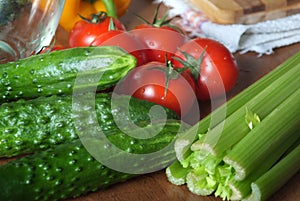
[13,0,300,200]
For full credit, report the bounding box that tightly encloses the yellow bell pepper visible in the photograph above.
[59,0,131,31]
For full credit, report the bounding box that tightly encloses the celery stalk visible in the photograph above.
[199,64,300,156]
[192,50,300,135]
[169,64,300,196]
[166,160,189,185]
[243,144,300,201]
[174,51,300,161]
[166,50,300,201]
[186,167,218,196]
[182,149,226,196]
[223,87,300,181]
[228,132,299,200]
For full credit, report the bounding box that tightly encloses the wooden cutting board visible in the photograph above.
[188,0,300,24]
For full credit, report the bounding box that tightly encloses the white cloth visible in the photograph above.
[156,0,300,56]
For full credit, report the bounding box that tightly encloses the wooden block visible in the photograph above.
[188,0,300,24]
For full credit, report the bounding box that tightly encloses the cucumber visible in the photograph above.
[0,121,182,201]
[0,92,178,158]
[0,46,137,103]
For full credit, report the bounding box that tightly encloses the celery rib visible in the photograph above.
[228,131,299,200]
[173,50,299,155]
[243,144,300,201]
[174,53,300,161]
[166,50,300,201]
[193,50,300,136]
[223,87,300,181]
[200,64,300,156]
[166,160,188,185]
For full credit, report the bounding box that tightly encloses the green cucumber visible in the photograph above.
[0,121,182,201]
[0,46,136,103]
[0,92,178,158]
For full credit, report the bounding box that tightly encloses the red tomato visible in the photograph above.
[117,62,197,117]
[134,23,180,32]
[68,13,126,48]
[130,27,187,64]
[134,24,153,30]
[91,30,148,66]
[173,38,239,101]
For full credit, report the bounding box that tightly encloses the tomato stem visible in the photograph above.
[78,11,107,24]
[152,2,179,28]
[173,48,206,82]
[134,2,182,31]
[150,60,180,98]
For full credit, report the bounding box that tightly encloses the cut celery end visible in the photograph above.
[173,55,300,163]
[186,171,217,196]
[215,183,233,200]
[174,124,201,162]
[243,145,300,201]
[228,132,299,200]
[224,88,300,181]
[184,151,230,198]
[166,160,188,186]
[167,51,300,201]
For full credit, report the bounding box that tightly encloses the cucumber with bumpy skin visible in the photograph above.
[0,46,136,103]
[0,92,178,158]
[0,121,182,201]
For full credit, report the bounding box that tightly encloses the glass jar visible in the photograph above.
[0,0,65,63]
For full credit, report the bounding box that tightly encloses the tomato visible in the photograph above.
[133,2,184,33]
[68,12,126,48]
[134,23,180,32]
[117,62,197,117]
[172,38,239,101]
[91,30,148,66]
[125,2,186,64]
[131,27,187,64]
[134,24,153,30]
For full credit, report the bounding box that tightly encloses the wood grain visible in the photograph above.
[235,0,266,14]
[262,0,286,10]
[189,0,300,24]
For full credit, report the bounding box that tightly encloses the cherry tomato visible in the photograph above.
[134,24,153,30]
[134,23,180,32]
[117,61,197,117]
[173,38,239,101]
[68,12,126,48]
[91,30,148,66]
[130,28,187,64]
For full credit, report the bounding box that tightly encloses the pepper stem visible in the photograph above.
[102,0,117,18]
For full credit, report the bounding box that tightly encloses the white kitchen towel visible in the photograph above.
[155,0,300,56]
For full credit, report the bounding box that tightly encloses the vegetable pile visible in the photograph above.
[59,0,131,31]
[46,2,239,120]
[0,44,183,200]
[166,48,300,200]
[1,1,298,201]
